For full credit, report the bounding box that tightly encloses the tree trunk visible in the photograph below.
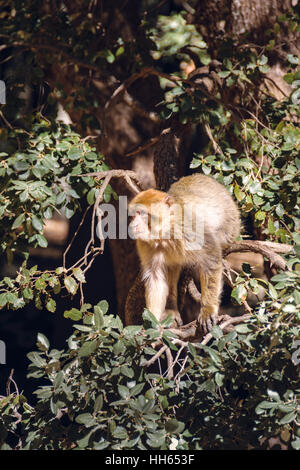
[195,0,296,47]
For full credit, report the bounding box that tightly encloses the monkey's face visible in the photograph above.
[128,204,151,240]
[128,202,174,242]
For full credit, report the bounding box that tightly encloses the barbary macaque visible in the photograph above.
[128,174,241,333]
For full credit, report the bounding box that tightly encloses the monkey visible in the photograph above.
[128,174,241,333]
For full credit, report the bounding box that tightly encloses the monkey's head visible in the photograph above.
[128,189,175,242]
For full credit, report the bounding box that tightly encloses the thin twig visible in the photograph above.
[203,122,223,155]
[125,136,161,157]
[63,206,91,270]
[166,347,174,380]
[201,314,251,345]
[79,169,144,192]
[144,344,168,367]
[6,369,19,396]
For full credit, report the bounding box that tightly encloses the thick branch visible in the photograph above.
[224,240,292,270]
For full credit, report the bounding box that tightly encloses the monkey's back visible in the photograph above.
[168,174,241,249]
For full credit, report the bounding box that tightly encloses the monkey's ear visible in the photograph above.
[164,195,174,206]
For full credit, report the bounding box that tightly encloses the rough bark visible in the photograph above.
[195,0,296,48]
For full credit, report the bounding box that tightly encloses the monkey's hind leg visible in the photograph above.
[164,265,183,327]
[199,266,223,334]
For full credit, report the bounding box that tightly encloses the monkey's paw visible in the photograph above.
[163,309,183,328]
[199,309,218,335]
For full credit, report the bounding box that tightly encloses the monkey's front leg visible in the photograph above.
[164,265,182,326]
[144,267,169,323]
[199,266,223,334]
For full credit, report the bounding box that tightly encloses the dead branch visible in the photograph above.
[79,169,144,193]
[70,170,145,282]
[144,344,168,367]
[125,135,161,157]
[203,122,223,155]
[6,369,19,396]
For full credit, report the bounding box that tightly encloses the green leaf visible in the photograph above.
[44,207,53,219]
[36,234,48,248]
[210,325,223,339]
[215,372,224,386]
[0,293,8,307]
[56,192,66,205]
[55,267,64,275]
[86,151,98,160]
[72,267,86,283]
[255,401,277,414]
[279,411,295,425]
[118,385,130,399]
[64,308,82,321]
[87,188,96,205]
[255,210,266,221]
[93,307,104,330]
[268,283,278,300]
[65,207,75,219]
[75,413,95,425]
[234,184,245,202]
[27,351,47,368]
[78,339,98,358]
[287,54,299,65]
[35,278,47,290]
[104,49,115,63]
[267,218,275,235]
[235,324,252,334]
[64,276,78,295]
[36,333,50,351]
[12,213,25,230]
[120,364,134,378]
[97,300,109,314]
[53,371,64,389]
[267,389,280,401]
[165,419,185,434]
[291,438,300,450]
[68,148,82,160]
[231,284,247,305]
[46,298,56,313]
[259,54,268,65]
[130,383,144,396]
[142,309,159,327]
[283,73,295,85]
[218,70,231,78]
[23,287,33,300]
[31,215,43,231]
[206,347,221,365]
[94,394,103,413]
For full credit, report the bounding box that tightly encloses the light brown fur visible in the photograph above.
[128,174,241,332]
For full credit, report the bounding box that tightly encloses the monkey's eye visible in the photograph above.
[136,209,147,217]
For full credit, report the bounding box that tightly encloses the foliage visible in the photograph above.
[148,13,210,65]
[0,274,299,450]
[190,118,300,244]
[0,120,110,261]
